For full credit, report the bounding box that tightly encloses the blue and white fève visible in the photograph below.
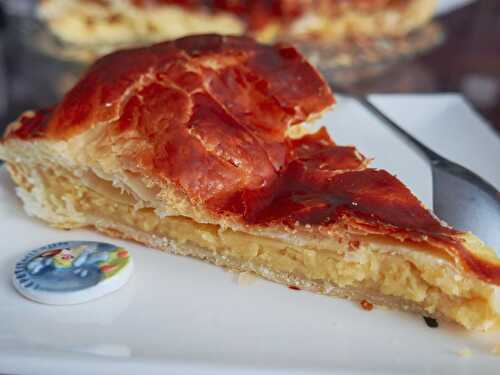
[13,241,133,305]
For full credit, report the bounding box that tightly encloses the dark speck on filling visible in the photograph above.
[423,316,439,328]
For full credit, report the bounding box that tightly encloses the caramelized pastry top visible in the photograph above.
[9,34,334,205]
[5,34,500,284]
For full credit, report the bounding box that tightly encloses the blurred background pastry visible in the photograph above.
[38,0,437,50]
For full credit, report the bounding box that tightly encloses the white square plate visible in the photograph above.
[1,95,499,374]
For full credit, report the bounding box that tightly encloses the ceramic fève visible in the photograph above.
[13,241,133,304]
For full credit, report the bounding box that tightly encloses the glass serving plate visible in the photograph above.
[294,22,445,85]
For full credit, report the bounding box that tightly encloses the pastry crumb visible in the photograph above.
[491,343,500,355]
[457,348,472,358]
[360,300,374,311]
[238,271,257,287]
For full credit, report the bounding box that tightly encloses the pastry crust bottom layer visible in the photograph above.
[6,162,500,331]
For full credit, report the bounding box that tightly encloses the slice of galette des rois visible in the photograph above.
[1,34,499,330]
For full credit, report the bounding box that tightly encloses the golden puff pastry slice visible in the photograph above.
[1,34,499,331]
